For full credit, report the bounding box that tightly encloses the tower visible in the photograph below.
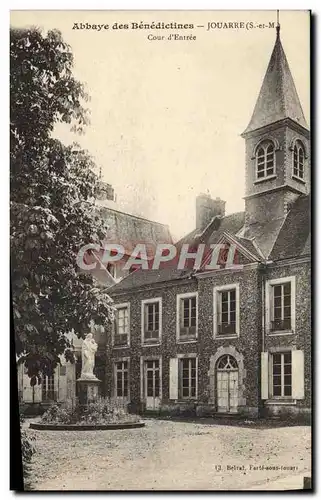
[242,24,310,237]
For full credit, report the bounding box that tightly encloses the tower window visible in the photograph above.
[256,141,275,179]
[293,141,305,180]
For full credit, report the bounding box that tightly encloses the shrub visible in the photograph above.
[41,398,140,425]
[20,416,36,463]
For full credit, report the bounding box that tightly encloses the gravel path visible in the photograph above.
[25,419,311,491]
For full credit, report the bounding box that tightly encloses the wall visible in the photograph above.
[107,264,263,418]
[263,259,311,417]
[107,255,311,419]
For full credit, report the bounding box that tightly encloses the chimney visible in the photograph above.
[196,193,226,230]
[95,181,116,202]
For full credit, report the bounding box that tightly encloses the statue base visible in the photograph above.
[77,377,101,405]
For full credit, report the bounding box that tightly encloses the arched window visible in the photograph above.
[256,140,275,179]
[217,354,238,371]
[293,141,305,180]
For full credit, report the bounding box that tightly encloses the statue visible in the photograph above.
[81,333,98,379]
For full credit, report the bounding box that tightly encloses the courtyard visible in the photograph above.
[24,418,311,491]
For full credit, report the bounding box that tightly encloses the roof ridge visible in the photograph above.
[99,205,171,228]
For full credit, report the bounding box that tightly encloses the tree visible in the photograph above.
[10,27,113,383]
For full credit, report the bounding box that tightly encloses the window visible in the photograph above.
[114,303,130,347]
[272,352,292,397]
[179,357,197,399]
[42,374,55,401]
[218,289,236,334]
[114,360,129,398]
[256,140,275,179]
[266,277,295,334]
[144,359,161,402]
[214,284,240,337]
[261,350,304,401]
[142,298,162,345]
[177,293,198,341]
[271,283,291,331]
[293,141,305,180]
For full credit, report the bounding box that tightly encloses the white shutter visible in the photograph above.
[54,366,60,401]
[33,382,42,402]
[22,373,33,402]
[180,299,184,328]
[144,304,148,335]
[292,350,305,399]
[169,358,179,400]
[261,352,269,400]
[58,364,68,401]
[66,362,76,401]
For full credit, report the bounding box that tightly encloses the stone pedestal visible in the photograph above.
[77,377,101,405]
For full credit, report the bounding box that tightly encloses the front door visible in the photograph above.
[216,355,239,413]
[144,360,160,410]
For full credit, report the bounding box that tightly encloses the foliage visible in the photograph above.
[10,27,114,380]
[41,398,140,425]
[20,416,36,463]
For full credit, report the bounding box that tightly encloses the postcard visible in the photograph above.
[10,9,311,491]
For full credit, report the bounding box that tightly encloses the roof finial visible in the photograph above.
[276,9,280,38]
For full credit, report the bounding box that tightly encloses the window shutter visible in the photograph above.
[179,299,184,328]
[261,352,269,400]
[217,292,222,327]
[144,304,148,333]
[66,362,76,400]
[53,367,60,401]
[33,382,42,402]
[58,364,67,401]
[169,358,179,400]
[292,350,305,399]
[22,374,33,402]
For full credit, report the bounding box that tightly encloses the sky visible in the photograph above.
[10,10,310,241]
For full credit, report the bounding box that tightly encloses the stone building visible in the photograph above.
[17,189,172,411]
[104,27,311,419]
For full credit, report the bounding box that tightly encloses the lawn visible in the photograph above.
[24,418,311,491]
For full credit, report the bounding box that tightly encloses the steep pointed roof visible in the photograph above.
[243,27,308,134]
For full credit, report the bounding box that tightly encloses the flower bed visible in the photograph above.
[30,397,144,430]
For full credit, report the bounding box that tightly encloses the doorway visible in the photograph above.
[144,359,160,410]
[216,354,239,413]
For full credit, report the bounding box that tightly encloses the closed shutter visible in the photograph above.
[22,373,33,402]
[54,366,60,401]
[33,382,42,402]
[292,350,305,399]
[144,304,148,338]
[217,291,222,328]
[58,364,68,401]
[66,362,76,401]
[169,358,178,400]
[261,352,269,400]
[179,299,184,329]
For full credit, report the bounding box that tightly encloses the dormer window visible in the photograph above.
[293,141,305,180]
[256,140,275,179]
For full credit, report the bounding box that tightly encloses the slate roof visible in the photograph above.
[243,30,308,135]
[109,195,311,294]
[243,217,286,259]
[269,194,311,260]
[109,211,246,294]
[176,212,245,247]
[108,267,191,293]
[98,206,172,254]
